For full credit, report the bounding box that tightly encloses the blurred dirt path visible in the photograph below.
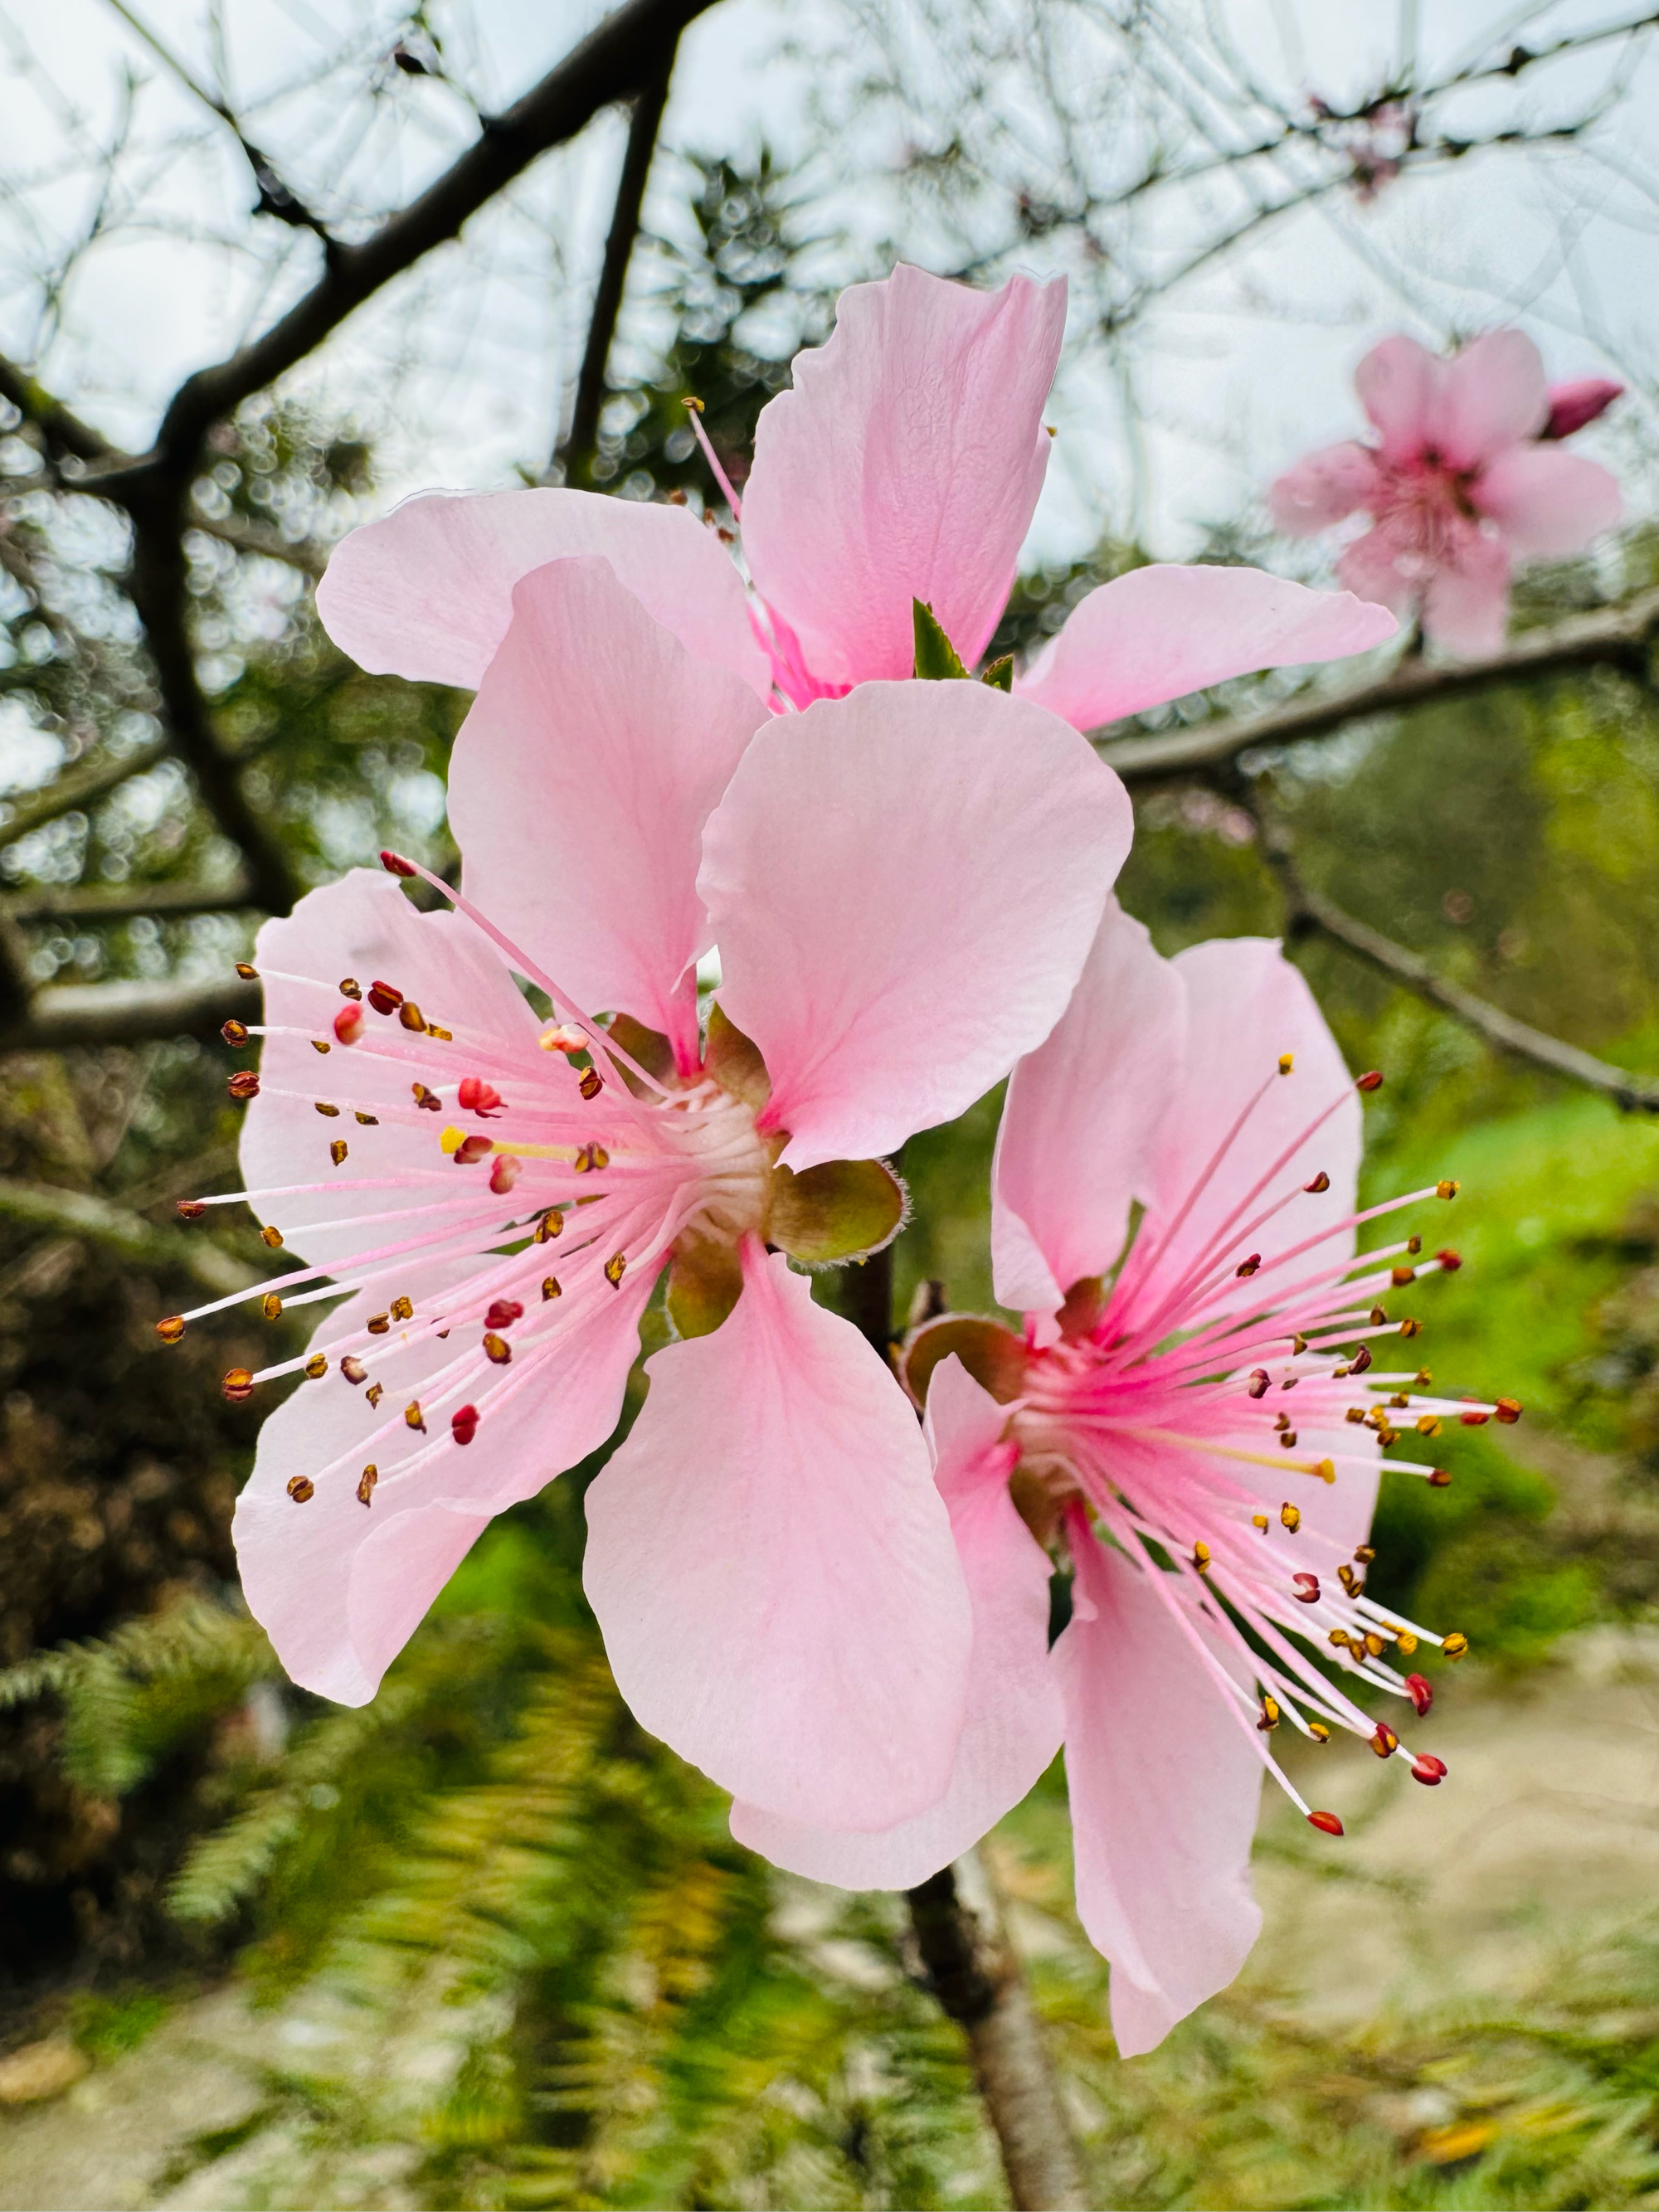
[2,1630,1655,2211]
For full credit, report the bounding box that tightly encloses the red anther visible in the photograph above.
[221,1018,249,1047]
[458,1076,504,1116]
[1303,1170,1331,1194]
[489,1154,521,1194]
[176,1199,206,1221]
[1235,1252,1262,1277]
[450,1404,479,1446]
[1494,1398,1522,1424]
[227,1071,260,1100]
[1410,1753,1447,1786]
[1459,1403,1490,1425]
[1356,1071,1384,1092]
[334,1003,364,1044]
[484,1299,523,1332]
[1428,1467,1453,1487]
[1370,1723,1399,1758]
[1292,1572,1321,1603]
[453,1134,492,1165]
[1307,1810,1345,1836]
[1437,1247,1462,1271]
[1404,1672,1433,1716]
[380,849,417,877]
[367,979,404,1015]
[1350,1344,1373,1374]
[1248,1369,1271,1398]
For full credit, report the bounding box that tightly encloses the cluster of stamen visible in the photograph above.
[1004,1059,1513,1837]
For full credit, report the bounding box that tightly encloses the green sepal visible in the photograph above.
[603,1012,678,1096]
[912,599,971,681]
[1056,1274,1107,1342]
[766,1157,904,1265]
[666,1240,744,1339]
[901,1313,1029,1408]
[704,1001,770,1112]
[980,654,1014,693]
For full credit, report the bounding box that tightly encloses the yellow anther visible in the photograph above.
[1437,1179,1459,1200]
[391,1296,413,1323]
[404,1402,426,1432]
[261,1224,284,1248]
[1277,1053,1294,1076]
[305,1354,327,1379]
[1279,1501,1301,1533]
[542,1276,562,1300]
[1396,1631,1418,1655]
[1415,1413,1443,1437]
[1192,1540,1211,1574]
[1308,1721,1331,1743]
[330,1139,348,1165]
[538,1023,589,1055]
[261,1293,283,1321]
[357,1466,377,1506]
[1442,1631,1469,1660]
[1251,1513,1269,1531]
[603,1251,627,1287]
[286,1475,314,1503]
[440,1124,466,1155]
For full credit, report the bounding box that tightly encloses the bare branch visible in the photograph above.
[0,876,252,923]
[0,1171,256,1292]
[0,972,257,1053]
[0,348,124,467]
[0,736,169,847]
[186,513,328,577]
[1265,836,1659,1112]
[562,36,679,470]
[1097,585,1659,784]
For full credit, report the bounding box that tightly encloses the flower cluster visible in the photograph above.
[165,265,1554,2054]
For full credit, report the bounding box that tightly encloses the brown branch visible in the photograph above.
[0,352,124,468]
[0,1173,255,1293]
[0,876,252,923]
[0,737,169,847]
[562,36,679,471]
[1266,838,1659,1112]
[0,973,257,1053]
[907,1860,1088,2211]
[1097,586,1659,784]
[186,513,328,577]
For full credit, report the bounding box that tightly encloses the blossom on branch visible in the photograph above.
[733,902,1508,2054]
[169,555,1131,1834]
[1271,331,1622,658]
[319,265,1395,725]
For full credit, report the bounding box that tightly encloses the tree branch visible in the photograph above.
[0,973,257,1053]
[562,36,679,471]
[1265,835,1659,1112]
[0,1173,256,1294]
[0,351,124,468]
[0,876,252,923]
[1097,586,1659,784]
[0,737,170,848]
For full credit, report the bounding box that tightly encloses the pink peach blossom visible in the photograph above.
[178,556,1131,1834]
[1272,331,1622,658]
[734,902,1508,2054]
[318,265,1395,725]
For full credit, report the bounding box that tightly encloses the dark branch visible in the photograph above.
[0,351,124,468]
[0,877,252,924]
[0,737,169,848]
[1265,837,1659,1113]
[1098,586,1659,784]
[0,974,257,1053]
[0,1174,256,1293]
[562,36,679,471]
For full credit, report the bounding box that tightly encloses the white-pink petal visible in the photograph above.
[742,265,1067,686]
[1014,566,1396,734]
[1429,329,1549,469]
[1473,444,1622,559]
[993,900,1186,1320]
[1268,442,1384,536]
[1418,529,1511,659]
[1055,1528,1264,2058]
[700,680,1130,1172]
[583,1246,973,1830]
[730,1355,1063,1886]
[1353,335,1443,462]
[448,558,768,1068]
[314,487,771,698]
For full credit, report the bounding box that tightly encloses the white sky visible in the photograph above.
[1,0,1655,561]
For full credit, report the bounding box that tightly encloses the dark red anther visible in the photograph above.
[453,1133,492,1165]
[1303,1170,1331,1194]
[1370,1723,1399,1759]
[1248,1369,1271,1399]
[1356,1071,1384,1093]
[380,849,417,877]
[1428,1467,1453,1487]
[1459,1402,1490,1425]
[367,979,404,1015]
[227,1070,260,1100]
[450,1404,479,1446]
[334,1003,364,1044]
[1307,1810,1345,1836]
[221,1018,249,1047]
[1350,1344,1373,1374]
[1437,1248,1462,1271]
[484,1299,523,1332]
[1494,1397,1522,1424]
[176,1199,206,1221]
[1235,1252,1262,1277]
[1410,1753,1447,1786]
[1292,1572,1321,1603]
[1404,1672,1433,1717]
[458,1075,504,1116]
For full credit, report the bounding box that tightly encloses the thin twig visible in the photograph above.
[1097,585,1659,783]
[0,973,257,1053]
[0,1171,255,1292]
[0,876,253,922]
[0,737,170,847]
[562,35,679,472]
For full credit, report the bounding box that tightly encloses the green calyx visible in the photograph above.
[703,1001,770,1112]
[901,1313,1029,1408]
[766,1156,905,1265]
[912,600,1014,688]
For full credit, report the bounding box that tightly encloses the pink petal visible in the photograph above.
[1472,445,1622,558]
[1335,524,1416,619]
[1014,566,1397,733]
[1213,1412,1382,1564]
[742,265,1067,685]
[700,681,1130,1171]
[730,1354,1064,1885]
[235,1261,656,1704]
[314,488,771,698]
[1268,442,1384,535]
[993,900,1185,1319]
[1418,528,1510,658]
[584,1245,973,1828]
[1430,330,1549,469]
[241,869,542,1270]
[1353,335,1443,461]
[448,558,767,1067]
[1056,1528,1264,2057]
[1128,937,1360,1330]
